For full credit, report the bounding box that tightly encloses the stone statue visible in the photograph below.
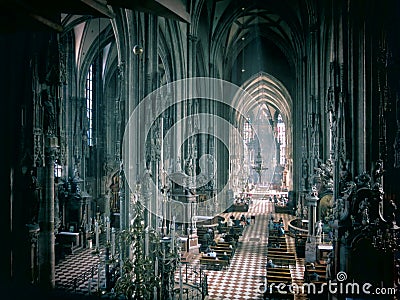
[372,159,385,186]
[185,156,193,176]
[42,90,56,133]
[326,256,332,279]
[176,156,182,172]
[315,220,323,236]
[358,198,370,225]
[28,170,40,223]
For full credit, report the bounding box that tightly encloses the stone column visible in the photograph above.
[27,223,40,284]
[307,190,318,237]
[305,189,318,262]
[38,135,58,289]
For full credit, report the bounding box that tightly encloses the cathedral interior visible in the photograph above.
[2,0,400,299]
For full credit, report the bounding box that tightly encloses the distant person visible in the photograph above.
[269,219,274,230]
[221,252,229,261]
[207,250,217,258]
[207,227,214,239]
[326,257,332,279]
[278,226,285,236]
[203,231,211,244]
[266,259,275,268]
[309,272,320,281]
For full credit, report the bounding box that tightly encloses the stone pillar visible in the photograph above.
[27,223,40,284]
[305,189,318,262]
[307,190,318,237]
[38,135,58,289]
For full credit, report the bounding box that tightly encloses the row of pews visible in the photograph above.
[303,260,330,299]
[196,226,214,246]
[199,241,237,271]
[264,227,295,299]
[304,260,328,282]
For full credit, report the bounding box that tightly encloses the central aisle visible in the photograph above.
[183,199,289,300]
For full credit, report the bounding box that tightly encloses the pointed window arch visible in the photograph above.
[85,64,94,146]
[277,113,286,165]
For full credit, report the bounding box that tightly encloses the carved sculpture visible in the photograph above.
[343,161,399,252]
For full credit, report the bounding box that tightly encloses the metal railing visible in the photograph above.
[58,263,99,293]
[174,264,208,300]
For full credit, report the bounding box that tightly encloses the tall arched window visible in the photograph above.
[54,161,63,178]
[277,114,286,165]
[85,64,94,146]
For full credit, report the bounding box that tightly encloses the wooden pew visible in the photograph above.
[305,266,327,282]
[263,269,294,300]
[210,248,233,258]
[266,275,292,282]
[211,245,233,252]
[268,229,280,236]
[267,268,292,279]
[267,247,289,252]
[267,242,290,248]
[267,252,295,259]
[217,226,229,233]
[267,238,287,245]
[265,257,296,267]
[304,269,326,281]
[305,263,326,271]
[268,236,286,242]
[267,269,291,275]
[231,226,244,235]
[199,257,229,270]
[217,241,235,248]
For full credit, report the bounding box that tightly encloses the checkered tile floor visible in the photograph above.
[55,237,107,295]
[179,199,307,300]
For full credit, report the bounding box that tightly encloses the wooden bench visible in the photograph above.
[218,226,229,233]
[217,241,235,248]
[211,245,233,252]
[305,263,326,271]
[267,269,292,279]
[266,275,292,283]
[231,226,244,235]
[267,252,295,259]
[269,229,280,236]
[263,276,295,300]
[266,257,296,267]
[268,236,286,241]
[267,250,295,255]
[267,243,287,249]
[209,249,233,258]
[305,268,327,281]
[266,267,291,273]
[199,257,229,270]
[267,247,289,252]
